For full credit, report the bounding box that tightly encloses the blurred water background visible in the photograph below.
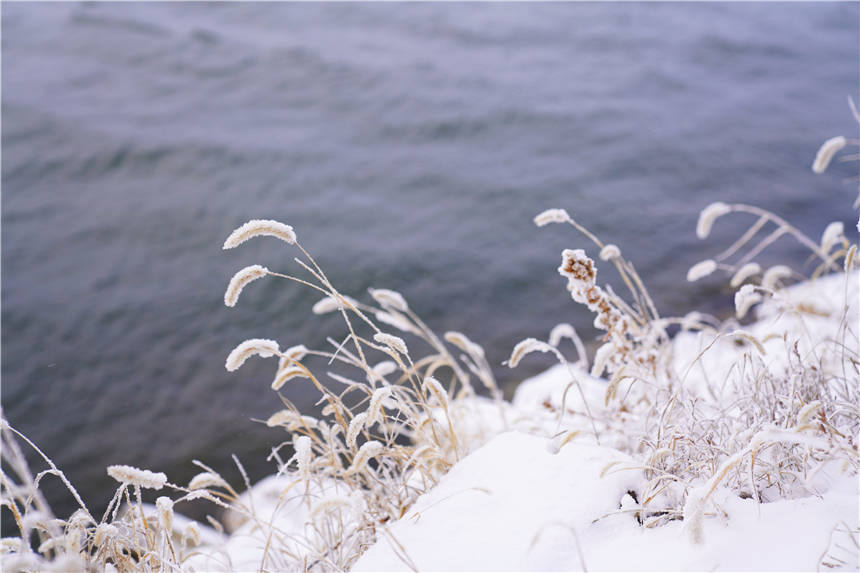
[2,2,858,521]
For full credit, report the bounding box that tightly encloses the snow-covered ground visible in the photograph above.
[353,432,856,572]
[189,271,859,572]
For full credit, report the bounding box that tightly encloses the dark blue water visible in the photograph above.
[3,2,858,519]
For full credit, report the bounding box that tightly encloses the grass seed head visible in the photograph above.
[599,244,621,261]
[734,284,762,318]
[224,264,268,307]
[156,496,174,531]
[820,221,845,254]
[730,262,761,288]
[534,208,571,227]
[686,259,717,282]
[106,465,167,490]
[223,219,296,249]
[696,202,731,239]
[761,265,793,291]
[225,338,279,372]
[812,136,847,174]
[373,332,408,356]
[188,472,230,491]
[369,288,409,312]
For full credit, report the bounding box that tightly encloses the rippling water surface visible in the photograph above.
[2,2,858,518]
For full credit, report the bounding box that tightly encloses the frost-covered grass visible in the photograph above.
[1,130,858,572]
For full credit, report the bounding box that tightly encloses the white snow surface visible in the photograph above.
[354,431,857,572]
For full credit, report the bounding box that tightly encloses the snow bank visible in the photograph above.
[354,431,857,572]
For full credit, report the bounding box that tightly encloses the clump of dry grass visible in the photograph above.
[0,412,242,572]
[207,219,512,570]
[515,126,859,545]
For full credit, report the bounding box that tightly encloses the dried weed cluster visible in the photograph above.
[515,126,859,552]
[1,129,858,572]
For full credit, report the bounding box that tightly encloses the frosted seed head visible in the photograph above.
[734,284,762,318]
[375,311,417,334]
[283,344,309,362]
[184,522,201,547]
[156,496,174,532]
[312,294,358,315]
[106,465,167,490]
[507,337,553,368]
[265,410,297,428]
[761,265,793,291]
[599,244,621,261]
[277,346,307,375]
[367,387,393,425]
[346,440,384,475]
[590,342,615,378]
[534,208,571,227]
[730,263,761,288]
[224,265,268,307]
[312,296,340,315]
[820,221,845,254]
[422,376,449,409]
[548,323,576,347]
[372,360,397,378]
[686,259,717,282]
[347,412,368,449]
[93,524,118,547]
[225,339,279,372]
[443,331,485,358]
[223,219,296,249]
[271,366,308,390]
[369,288,409,312]
[812,136,847,174]
[696,202,731,239]
[681,311,704,331]
[558,249,597,302]
[188,472,230,491]
[294,436,313,475]
[797,400,823,425]
[373,332,408,356]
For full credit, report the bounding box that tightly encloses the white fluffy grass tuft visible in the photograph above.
[225,338,279,372]
[223,219,296,249]
[811,135,847,174]
[106,465,167,490]
[224,264,268,307]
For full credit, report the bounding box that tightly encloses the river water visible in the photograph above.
[2,2,858,519]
